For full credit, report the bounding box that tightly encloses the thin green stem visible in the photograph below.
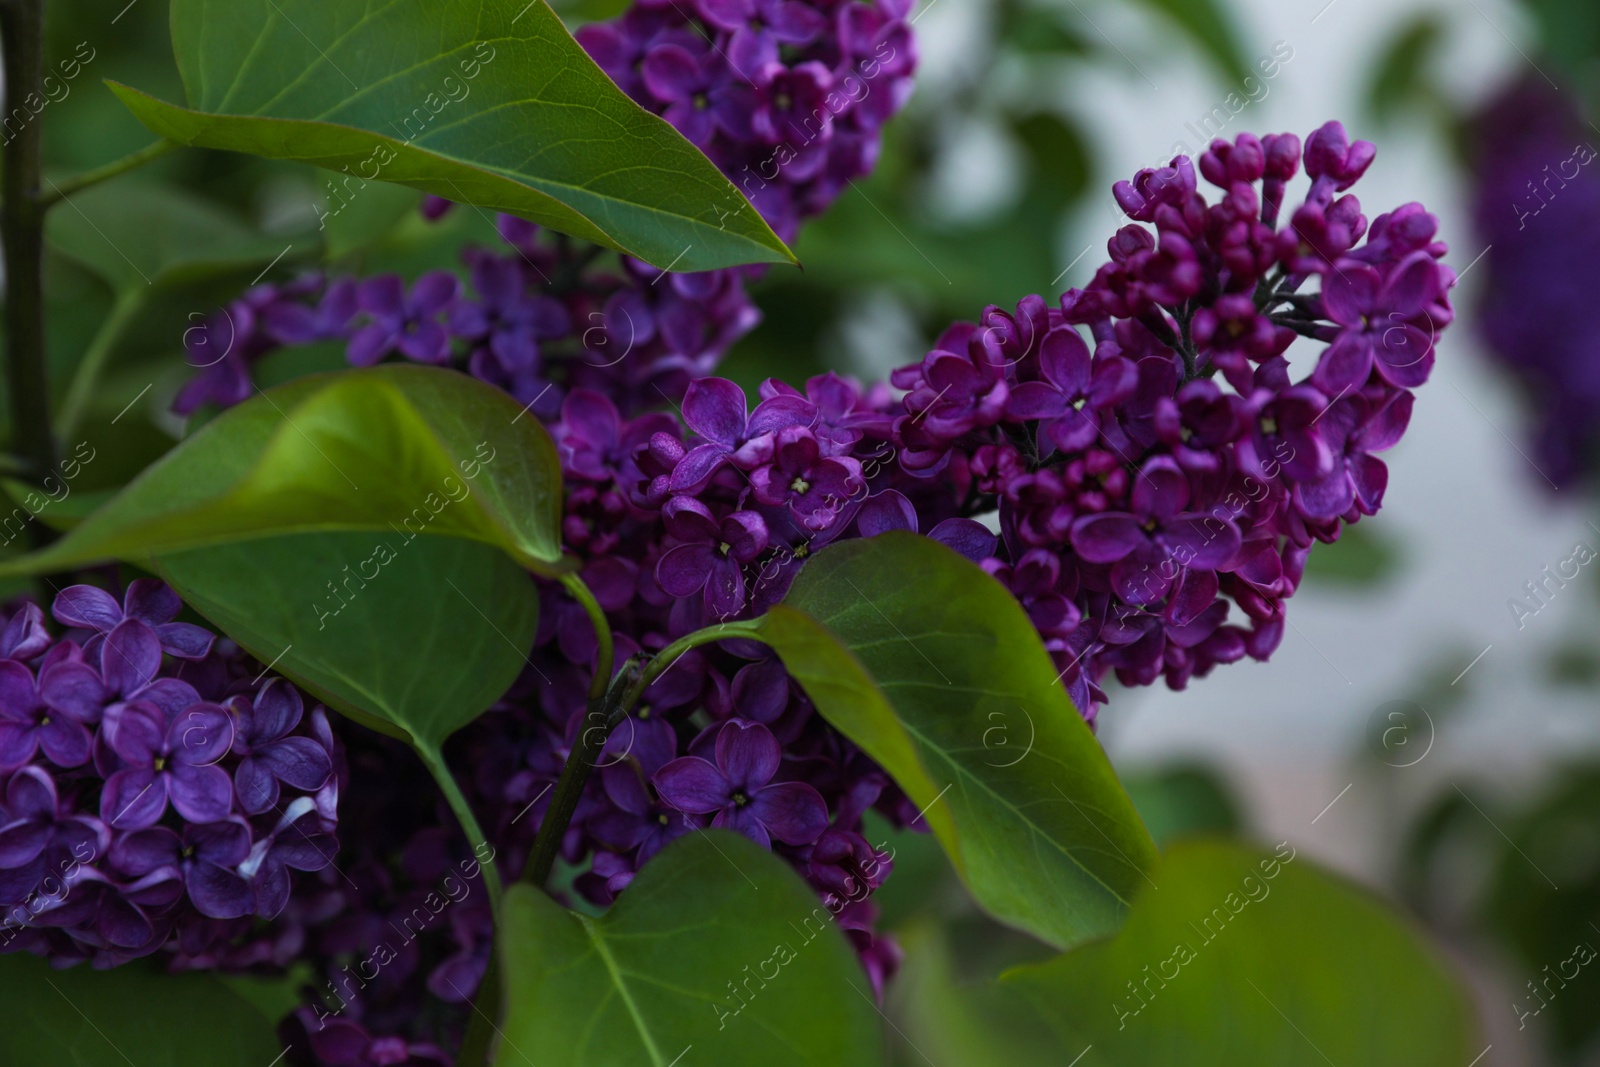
[522,659,640,889]
[560,572,614,703]
[617,619,764,715]
[559,570,614,704]
[416,743,502,916]
[39,140,176,208]
[57,289,145,441]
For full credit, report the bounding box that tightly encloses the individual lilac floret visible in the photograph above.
[53,579,215,661]
[652,720,828,848]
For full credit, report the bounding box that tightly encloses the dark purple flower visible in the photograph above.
[698,0,827,73]
[110,818,254,919]
[0,602,50,661]
[656,498,769,618]
[653,720,828,848]
[1292,388,1413,520]
[1006,327,1135,453]
[348,272,459,366]
[668,377,814,493]
[1312,252,1442,394]
[855,489,997,562]
[1070,457,1241,605]
[640,44,751,146]
[0,767,106,909]
[241,800,337,919]
[750,426,864,529]
[231,680,333,816]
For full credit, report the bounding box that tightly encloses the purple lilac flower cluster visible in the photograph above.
[1469,76,1600,489]
[175,221,761,426]
[884,122,1453,718]
[0,582,337,968]
[576,0,917,243]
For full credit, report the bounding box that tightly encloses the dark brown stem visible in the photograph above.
[1,0,59,524]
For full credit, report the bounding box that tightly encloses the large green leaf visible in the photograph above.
[45,181,293,294]
[498,831,883,1067]
[0,364,566,579]
[157,530,539,748]
[109,0,793,272]
[0,952,281,1065]
[1001,840,1479,1064]
[756,533,1157,949]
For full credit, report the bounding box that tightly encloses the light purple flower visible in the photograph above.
[53,580,215,661]
[0,653,104,769]
[99,701,235,830]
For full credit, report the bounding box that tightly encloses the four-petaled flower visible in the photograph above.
[100,700,235,830]
[652,720,828,849]
[656,498,769,618]
[230,679,334,816]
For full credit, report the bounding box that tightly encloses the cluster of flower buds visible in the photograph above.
[884,122,1453,717]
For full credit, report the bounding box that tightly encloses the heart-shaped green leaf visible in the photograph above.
[498,830,884,1066]
[0,364,566,579]
[1000,840,1479,1064]
[0,952,281,1065]
[109,0,793,272]
[156,530,538,749]
[46,181,294,294]
[756,532,1157,950]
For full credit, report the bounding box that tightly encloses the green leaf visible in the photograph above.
[1001,840,1479,1064]
[156,530,538,748]
[45,181,294,294]
[109,0,793,271]
[756,532,1157,949]
[498,830,884,1067]
[1301,520,1400,588]
[0,364,566,579]
[0,952,281,1065]
[1121,764,1243,848]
